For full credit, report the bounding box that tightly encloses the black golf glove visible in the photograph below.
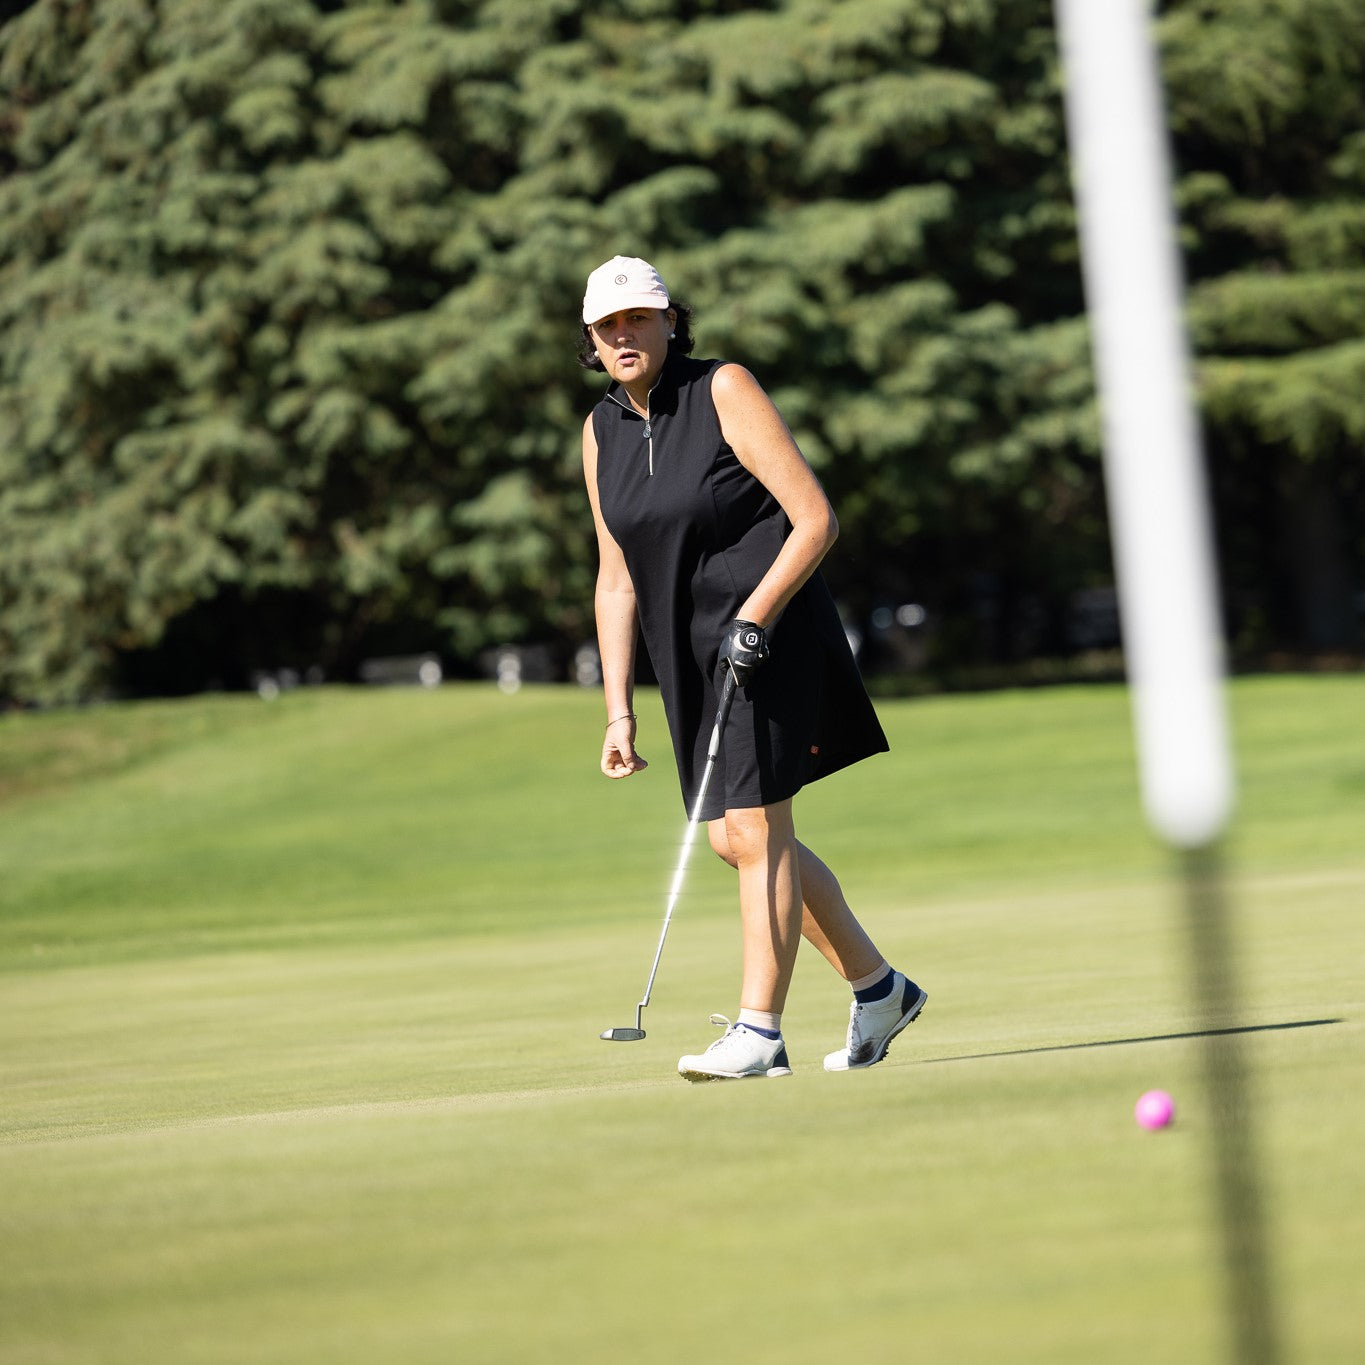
[721,619,770,687]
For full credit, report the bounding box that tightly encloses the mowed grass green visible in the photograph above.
[0,677,1361,1363]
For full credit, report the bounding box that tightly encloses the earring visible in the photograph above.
[669,332,676,339]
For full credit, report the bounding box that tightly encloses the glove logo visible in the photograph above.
[743,630,759,647]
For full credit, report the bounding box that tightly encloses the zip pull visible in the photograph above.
[643,416,654,476]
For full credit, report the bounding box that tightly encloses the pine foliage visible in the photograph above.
[1161,0,1365,648]
[0,0,1361,701]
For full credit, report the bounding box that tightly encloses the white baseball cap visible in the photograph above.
[582,255,671,325]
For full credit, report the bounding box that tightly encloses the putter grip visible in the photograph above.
[710,670,738,757]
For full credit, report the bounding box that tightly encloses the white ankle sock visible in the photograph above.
[738,1008,781,1034]
[848,963,892,994]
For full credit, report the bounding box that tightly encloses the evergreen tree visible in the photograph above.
[1161,0,1365,651]
[1162,0,1365,649]
[0,0,1359,705]
[0,0,1091,701]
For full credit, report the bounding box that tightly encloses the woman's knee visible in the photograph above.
[708,819,738,867]
[722,802,794,865]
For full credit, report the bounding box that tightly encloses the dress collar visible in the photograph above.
[605,352,682,419]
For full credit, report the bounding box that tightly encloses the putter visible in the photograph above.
[600,667,739,1041]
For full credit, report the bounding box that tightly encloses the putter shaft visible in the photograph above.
[600,670,738,1041]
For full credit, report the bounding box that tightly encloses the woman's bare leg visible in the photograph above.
[708,815,886,993]
[718,801,804,1014]
[794,842,886,983]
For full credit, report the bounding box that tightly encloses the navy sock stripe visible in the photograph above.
[742,1023,781,1040]
[854,969,896,1004]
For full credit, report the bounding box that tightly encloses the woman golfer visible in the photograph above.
[580,255,926,1081]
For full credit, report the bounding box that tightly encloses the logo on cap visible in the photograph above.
[614,274,628,285]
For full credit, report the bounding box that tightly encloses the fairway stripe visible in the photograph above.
[1,1076,682,1149]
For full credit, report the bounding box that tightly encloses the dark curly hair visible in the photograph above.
[577,300,696,371]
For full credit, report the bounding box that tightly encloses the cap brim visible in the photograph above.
[583,293,671,326]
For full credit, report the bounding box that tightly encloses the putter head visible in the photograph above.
[600,1027,646,1042]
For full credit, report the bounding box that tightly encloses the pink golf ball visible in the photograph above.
[1135,1089,1175,1130]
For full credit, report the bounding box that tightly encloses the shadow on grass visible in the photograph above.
[922,1017,1341,1066]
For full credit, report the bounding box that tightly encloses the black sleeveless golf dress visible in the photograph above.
[592,354,888,819]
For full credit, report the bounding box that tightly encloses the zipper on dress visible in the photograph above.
[608,389,655,476]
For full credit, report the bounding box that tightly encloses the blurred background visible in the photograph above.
[2,0,1362,707]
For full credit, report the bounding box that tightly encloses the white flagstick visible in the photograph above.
[1054,0,1232,849]
[1055,7,1280,1363]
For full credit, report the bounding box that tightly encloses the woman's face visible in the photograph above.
[588,306,676,388]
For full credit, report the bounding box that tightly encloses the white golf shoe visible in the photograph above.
[823,973,927,1072]
[678,1015,793,1082]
